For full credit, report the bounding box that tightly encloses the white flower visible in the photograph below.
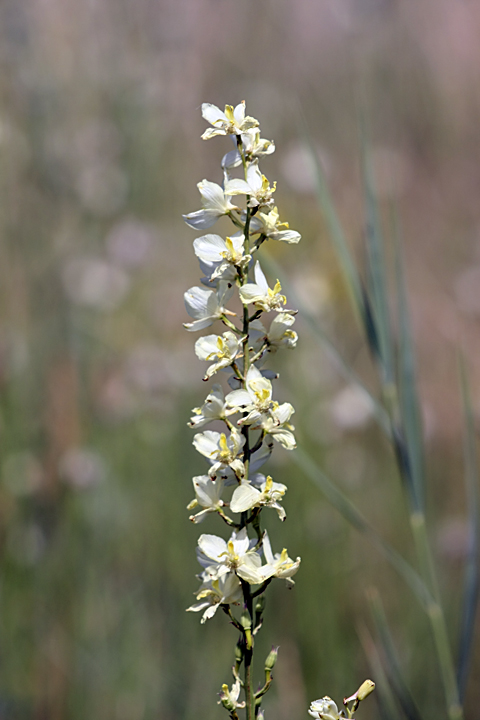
[230,475,287,520]
[250,206,301,244]
[222,128,275,169]
[194,331,242,379]
[267,313,298,350]
[187,573,242,623]
[213,439,274,486]
[197,527,264,584]
[187,475,225,523]
[184,281,234,332]
[189,384,229,429]
[218,678,245,711]
[239,261,288,312]
[201,101,259,140]
[261,531,301,581]
[193,429,245,479]
[308,697,342,720]
[193,233,250,281]
[183,180,237,230]
[225,162,276,209]
[224,365,295,445]
[263,403,296,449]
[225,365,273,424]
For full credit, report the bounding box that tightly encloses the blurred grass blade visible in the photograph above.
[393,214,424,511]
[357,622,403,720]
[262,251,390,435]
[359,118,394,385]
[299,112,364,324]
[457,359,480,702]
[294,447,432,610]
[368,588,425,720]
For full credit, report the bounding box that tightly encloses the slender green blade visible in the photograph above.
[293,446,433,610]
[359,118,394,386]
[393,215,424,512]
[357,622,403,720]
[457,359,480,702]
[368,589,425,720]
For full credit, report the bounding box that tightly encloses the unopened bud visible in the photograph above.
[240,609,252,630]
[240,609,253,649]
[255,595,266,614]
[265,646,279,672]
[235,641,244,665]
[344,679,375,710]
[356,679,375,701]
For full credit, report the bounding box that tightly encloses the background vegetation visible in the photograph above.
[0,0,480,718]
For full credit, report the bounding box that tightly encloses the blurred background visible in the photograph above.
[1,0,480,718]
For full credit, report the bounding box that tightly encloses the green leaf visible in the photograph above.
[357,622,403,720]
[368,589,425,720]
[393,214,424,512]
[359,117,394,385]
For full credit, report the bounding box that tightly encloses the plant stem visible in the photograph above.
[411,511,463,720]
[236,134,258,720]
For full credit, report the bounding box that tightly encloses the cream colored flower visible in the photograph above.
[224,162,276,209]
[183,179,237,230]
[194,331,242,379]
[201,101,259,140]
[239,261,287,312]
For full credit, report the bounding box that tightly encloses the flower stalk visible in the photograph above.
[184,101,301,718]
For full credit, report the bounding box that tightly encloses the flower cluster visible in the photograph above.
[183,101,301,718]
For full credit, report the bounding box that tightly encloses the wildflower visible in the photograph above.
[187,573,243,623]
[193,428,245,479]
[197,528,265,584]
[193,233,250,280]
[263,402,296,449]
[222,127,275,169]
[225,365,274,425]
[239,261,288,312]
[189,384,228,429]
[230,475,287,520]
[308,697,343,720]
[261,531,301,581]
[225,162,276,209]
[184,281,234,332]
[218,678,246,711]
[194,331,242,379]
[251,206,301,244]
[183,179,237,230]
[187,475,225,523]
[201,101,259,140]
[267,312,298,349]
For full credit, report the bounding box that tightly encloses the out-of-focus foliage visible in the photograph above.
[1,0,480,718]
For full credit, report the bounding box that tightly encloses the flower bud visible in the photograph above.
[255,594,266,614]
[265,646,279,671]
[344,678,375,712]
[356,679,375,701]
[240,609,253,649]
[240,609,252,630]
[235,641,244,665]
